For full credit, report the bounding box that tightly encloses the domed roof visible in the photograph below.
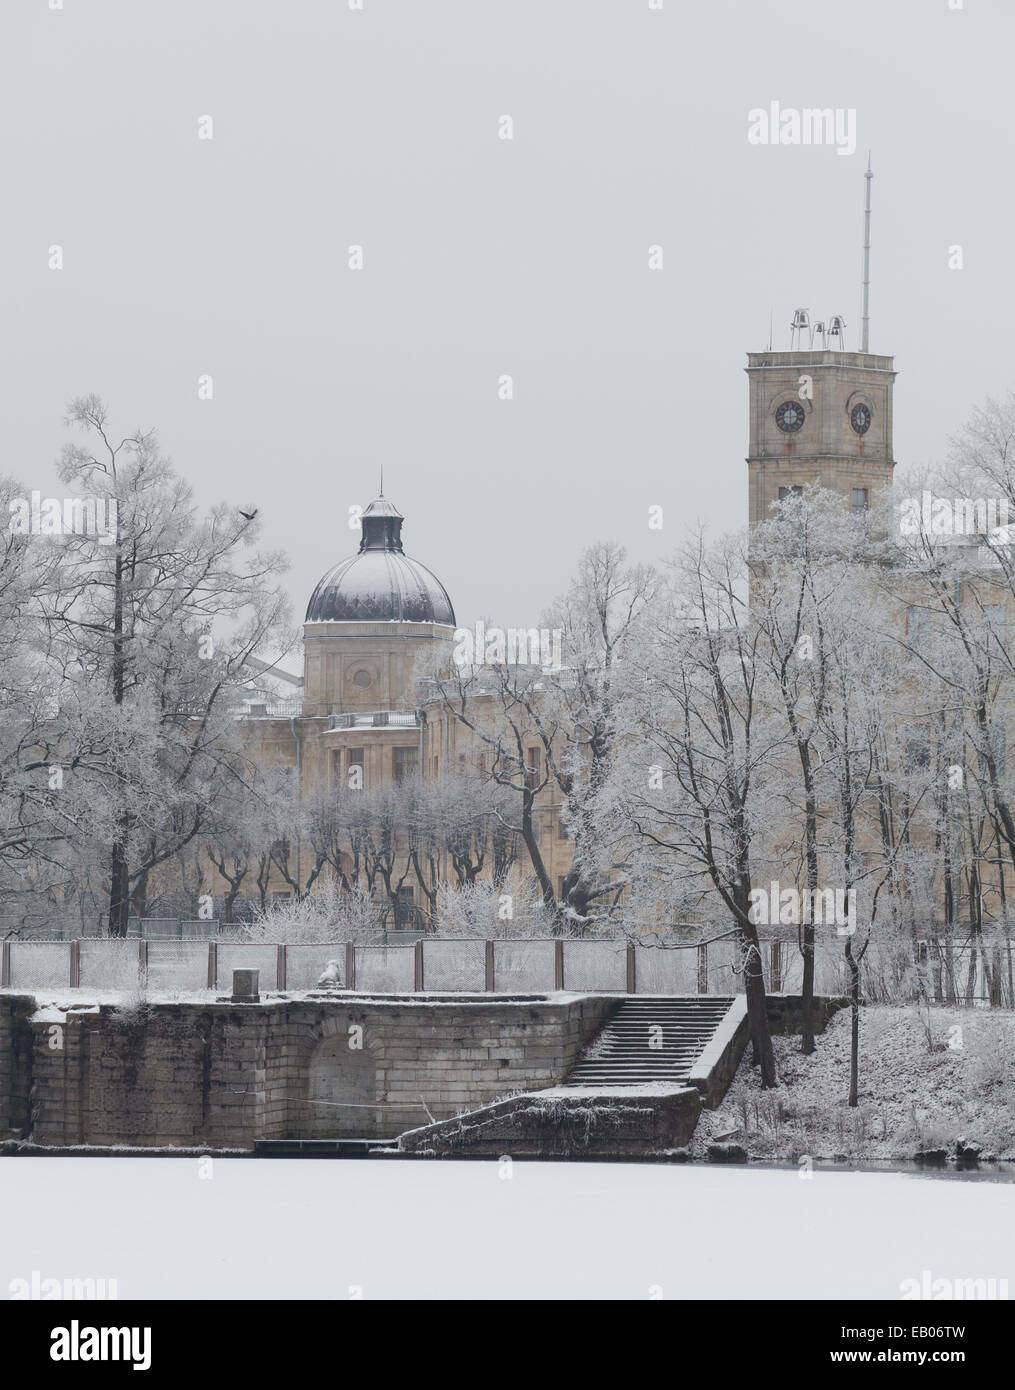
[305,496,456,626]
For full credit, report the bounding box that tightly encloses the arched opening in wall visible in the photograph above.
[304,1034,377,1139]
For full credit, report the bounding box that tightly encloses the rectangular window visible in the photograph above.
[906,606,930,647]
[852,487,869,515]
[906,740,931,772]
[525,746,541,791]
[347,748,364,770]
[779,487,804,534]
[558,813,571,839]
[393,746,418,783]
[396,886,416,927]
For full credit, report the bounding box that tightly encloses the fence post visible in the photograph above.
[554,939,564,991]
[277,944,287,991]
[485,940,495,992]
[626,942,636,994]
[414,938,424,992]
[771,939,782,993]
[696,943,708,994]
[345,941,356,992]
[70,940,81,988]
[138,939,148,986]
[207,941,217,991]
[1,940,9,988]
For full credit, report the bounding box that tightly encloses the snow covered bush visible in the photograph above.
[240,880,382,943]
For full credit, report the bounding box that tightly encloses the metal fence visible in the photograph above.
[3,932,1009,1001]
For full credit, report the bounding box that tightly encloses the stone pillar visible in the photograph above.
[232,969,259,1003]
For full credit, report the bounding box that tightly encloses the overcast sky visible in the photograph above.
[2,0,1012,632]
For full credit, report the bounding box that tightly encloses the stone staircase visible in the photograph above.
[564,996,742,1095]
[397,996,751,1157]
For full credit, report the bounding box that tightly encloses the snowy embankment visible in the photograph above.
[693,1005,1015,1162]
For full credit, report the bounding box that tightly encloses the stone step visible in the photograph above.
[564,997,740,1090]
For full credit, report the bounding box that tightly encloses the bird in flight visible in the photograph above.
[239,508,258,521]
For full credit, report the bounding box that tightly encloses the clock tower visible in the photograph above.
[745,341,897,525]
[747,163,896,525]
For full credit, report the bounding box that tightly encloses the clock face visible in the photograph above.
[775,400,805,433]
[850,403,872,435]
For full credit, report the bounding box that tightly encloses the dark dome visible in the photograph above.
[305,496,455,626]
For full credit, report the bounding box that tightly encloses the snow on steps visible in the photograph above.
[564,995,749,1107]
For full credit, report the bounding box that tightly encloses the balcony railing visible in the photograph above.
[330,710,420,730]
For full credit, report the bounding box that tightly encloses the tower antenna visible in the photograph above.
[861,154,872,353]
[379,463,384,497]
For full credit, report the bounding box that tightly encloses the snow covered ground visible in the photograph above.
[1,1157,1012,1300]
[695,1005,1015,1161]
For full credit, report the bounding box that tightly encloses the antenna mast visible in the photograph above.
[861,155,872,353]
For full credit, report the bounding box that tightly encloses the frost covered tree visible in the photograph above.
[524,543,657,927]
[599,533,779,1086]
[422,659,565,924]
[0,474,86,933]
[421,544,654,933]
[39,397,294,935]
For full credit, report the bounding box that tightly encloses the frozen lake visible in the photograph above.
[2,1158,1013,1300]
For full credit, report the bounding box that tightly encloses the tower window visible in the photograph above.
[852,487,869,515]
[778,486,803,501]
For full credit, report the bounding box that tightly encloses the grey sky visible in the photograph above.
[2,0,1012,631]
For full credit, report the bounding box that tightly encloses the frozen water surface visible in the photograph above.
[2,1159,1013,1300]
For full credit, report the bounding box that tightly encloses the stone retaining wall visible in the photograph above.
[0,995,33,1139]
[0,993,615,1148]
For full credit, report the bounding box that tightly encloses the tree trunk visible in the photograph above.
[846,936,860,1107]
[107,832,130,937]
[735,879,777,1087]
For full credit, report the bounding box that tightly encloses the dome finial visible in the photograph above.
[379,463,383,498]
